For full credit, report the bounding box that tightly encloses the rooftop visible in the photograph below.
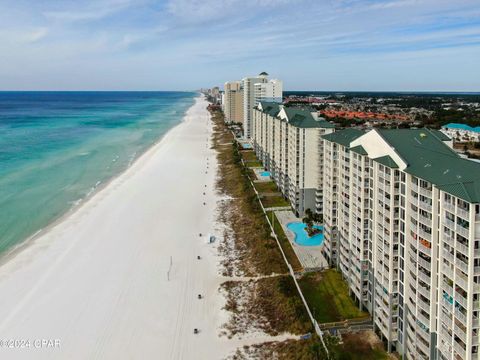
[257,102,334,129]
[442,123,480,133]
[322,128,365,146]
[376,128,480,203]
[283,107,335,129]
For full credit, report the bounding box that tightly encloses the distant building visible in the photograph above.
[441,123,480,142]
[223,81,244,124]
[252,102,334,216]
[243,72,283,139]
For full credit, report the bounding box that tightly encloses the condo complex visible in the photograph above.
[250,99,480,360]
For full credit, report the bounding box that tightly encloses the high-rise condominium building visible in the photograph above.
[223,81,244,124]
[322,128,480,360]
[252,102,334,216]
[243,72,283,139]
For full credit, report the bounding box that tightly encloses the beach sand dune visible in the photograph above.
[0,96,232,359]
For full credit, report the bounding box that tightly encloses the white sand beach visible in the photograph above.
[0,96,235,359]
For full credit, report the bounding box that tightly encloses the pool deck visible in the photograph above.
[252,168,271,181]
[274,210,329,271]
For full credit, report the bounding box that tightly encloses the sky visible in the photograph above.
[0,0,479,91]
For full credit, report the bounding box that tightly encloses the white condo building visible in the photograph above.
[223,81,244,124]
[243,72,283,139]
[322,128,480,360]
[252,102,334,216]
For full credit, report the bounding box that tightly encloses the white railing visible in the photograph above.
[457,207,470,220]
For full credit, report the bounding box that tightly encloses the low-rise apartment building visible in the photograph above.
[322,128,480,360]
[252,102,334,216]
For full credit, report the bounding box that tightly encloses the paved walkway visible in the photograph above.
[274,210,329,270]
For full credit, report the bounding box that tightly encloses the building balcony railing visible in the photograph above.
[418,213,432,226]
[457,258,468,274]
[443,234,455,248]
[456,225,470,238]
[442,281,454,296]
[443,218,456,229]
[418,284,430,298]
[418,269,431,284]
[416,312,430,328]
[418,228,432,242]
[417,256,432,271]
[457,207,470,220]
[453,323,467,343]
[443,250,455,265]
[418,201,433,212]
[417,297,431,314]
[443,265,454,279]
[455,273,469,291]
[453,308,467,324]
[444,202,456,213]
[456,242,469,257]
[453,341,466,359]
[455,292,468,309]
[416,337,431,357]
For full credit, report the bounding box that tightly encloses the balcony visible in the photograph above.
[443,218,456,229]
[419,201,433,212]
[456,225,470,238]
[457,258,468,274]
[418,269,431,283]
[454,308,467,323]
[455,292,468,309]
[417,311,430,327]
[444,202,456,213]
[456,242,469,256]
[453,323,467,343]
[416,337,430,356]
[418,284,430,298]
[417,256,432,271]
[455,273,468,291]
[453,341,466,358]
[443,249,455,264]
[457,207,470,220]
[417,296,430,313]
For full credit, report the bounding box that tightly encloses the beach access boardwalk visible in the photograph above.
[274,211,329,271]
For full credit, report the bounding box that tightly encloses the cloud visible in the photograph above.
[0,27,49,44]
[43,0,139,22]
[166,0,300,24]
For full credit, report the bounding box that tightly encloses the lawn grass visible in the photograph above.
[246,160,263,168]
[299,269,369,323]
[266,211,303,272]
[254,181,279,194]
[260,195,290,208]
[241,150,258,161]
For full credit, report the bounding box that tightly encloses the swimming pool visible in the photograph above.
[286,222,324,246]
[242,143,253,149]
[260,171,271,177]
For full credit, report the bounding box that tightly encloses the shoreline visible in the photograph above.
[0,95,198,268]
[0,95,236,359]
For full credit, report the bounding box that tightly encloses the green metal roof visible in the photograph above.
[373,155,399,169]
[350,145,368,156]
[322,128,365,146]
[258,101,281,117]
[283,107,335,129]
[376,128,480,203]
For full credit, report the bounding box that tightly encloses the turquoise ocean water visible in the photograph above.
[0,91,196,254]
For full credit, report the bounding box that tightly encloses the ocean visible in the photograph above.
[0,91,197,254]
